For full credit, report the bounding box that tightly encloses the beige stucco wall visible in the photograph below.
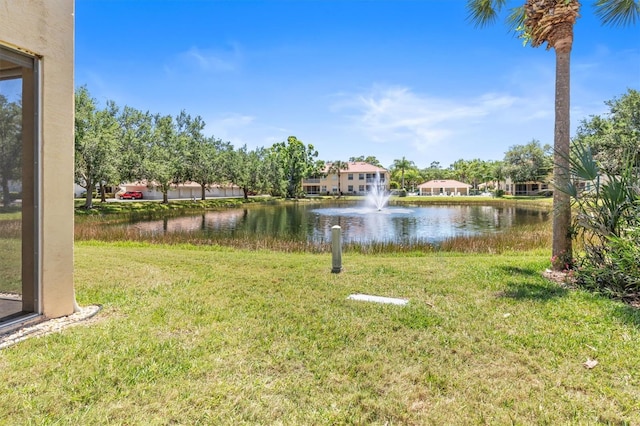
[305,170,390,194]
[0,0,75,318]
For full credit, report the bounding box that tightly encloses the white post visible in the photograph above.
[331,225,342,273]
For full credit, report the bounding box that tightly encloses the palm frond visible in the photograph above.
[569,143,600,182]
[506,5,526,33]
[594,0,640,26]
[466,0,508,27]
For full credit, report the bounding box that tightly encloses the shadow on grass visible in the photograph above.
[498,266,568,301]
[612,304,640,328]
[500,267,640,328]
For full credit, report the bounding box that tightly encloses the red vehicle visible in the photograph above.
[119,191,143,200]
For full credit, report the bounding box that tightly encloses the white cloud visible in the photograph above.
[333,85,528,153]
[202,114,289,149]
[209,113,255,128]
[165,43,243,75]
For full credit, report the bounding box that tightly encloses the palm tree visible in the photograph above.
[327,160,349,197]
[467,0,639,271]
[392,156,415,190]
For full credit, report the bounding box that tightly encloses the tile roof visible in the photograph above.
[417,179,471,189]
[323,161,388,173]
[121,180,239,189]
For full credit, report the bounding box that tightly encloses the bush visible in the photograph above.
[575,229,640,298]
[493,189,505,198]
[563,143,640,299]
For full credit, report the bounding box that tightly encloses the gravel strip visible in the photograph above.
[0,305,101,350]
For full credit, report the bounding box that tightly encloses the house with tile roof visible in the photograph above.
[118,181,243,200]
[503,177,551,196]
[417,179,472,196]
[302,162,390,196]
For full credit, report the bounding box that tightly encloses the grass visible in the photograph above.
[74,221,552,254]
[0,238,20,293]
[0,216,21,293]
[394,195,554,208]
[74,196,264,216]
[1,242,639,424]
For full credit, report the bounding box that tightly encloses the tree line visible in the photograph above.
[74,86,323,208]
[0,87,633,210]
[73,86,564,208]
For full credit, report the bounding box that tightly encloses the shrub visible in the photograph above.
[561,143,640,299]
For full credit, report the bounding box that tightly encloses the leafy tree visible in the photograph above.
[176,111,223,201]
[186,136,228,200]
[349,155,383,167]
[227,145,272,199]
[573,89,640,174]
[466,0,639,269]
[144,114,185,204]
[270,136,320,198]
[263,149,287,197]
[0,94,21,208]
[74,86,120,209]
[327,160,349,196]
[503,140,553,184]
[117,106,153,184]
[391,156,415,189]
[421,161,449,182]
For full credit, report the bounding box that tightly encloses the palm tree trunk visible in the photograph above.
[552,42,573,270]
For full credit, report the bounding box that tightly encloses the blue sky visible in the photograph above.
[75,0,639,169]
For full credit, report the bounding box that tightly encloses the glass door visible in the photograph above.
[0,45,39,326]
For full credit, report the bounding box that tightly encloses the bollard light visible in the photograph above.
[331,225,342,273]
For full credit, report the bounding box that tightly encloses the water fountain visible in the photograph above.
[366,171,391,211]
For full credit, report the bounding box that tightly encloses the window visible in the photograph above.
[0,45,40,325]
[347,185,353,192]
[321,185,326,192]
[347,174,353,180]
[359,185,365,192]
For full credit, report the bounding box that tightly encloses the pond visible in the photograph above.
[100,201,551,246]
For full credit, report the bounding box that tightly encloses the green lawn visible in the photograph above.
[1,242,638,424]
[0,238,20,293]
[0,212,21,293]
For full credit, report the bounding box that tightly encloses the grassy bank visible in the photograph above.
[1,242,639,424]
[74,196,265,217]
[393,195,554,208]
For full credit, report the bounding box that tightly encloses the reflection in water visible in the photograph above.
[112,202,550,246]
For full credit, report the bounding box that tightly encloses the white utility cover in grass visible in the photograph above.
[347,294,408,305]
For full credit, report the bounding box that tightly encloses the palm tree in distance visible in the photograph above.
[392,156,415,190]
[467,0,639,271]
[327,160,349,197]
